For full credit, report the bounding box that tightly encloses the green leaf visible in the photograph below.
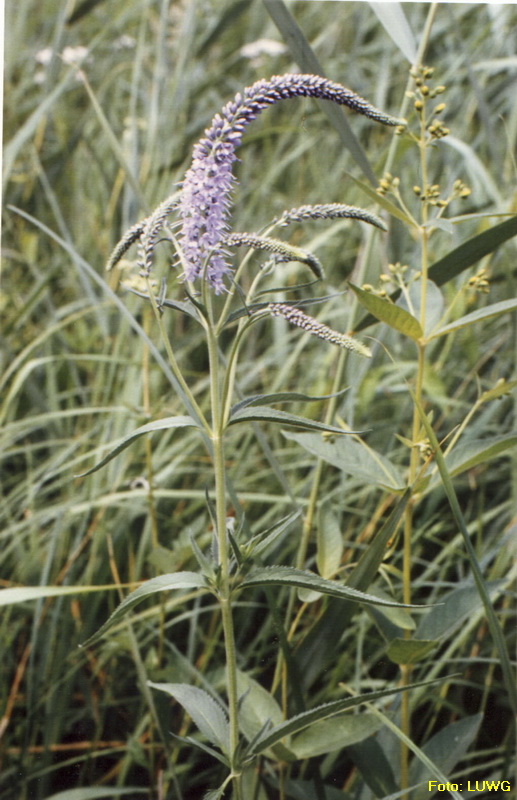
[289,713,382,759]
[345,172,416,226]
[283,431,404,492]
[82,572,208,647]
[42,790,149,800]
[316,503,343,579]
[228,406,361,435]
[409,715,483,800]
[444,433,517,478]
[386,638,438,665]
[412,390,517,714]
[430,297,517,339]
[236,670,283,745]
[349,283,423,340]
[347,739,398,798]
[250,677,442,755]
[240,566,421,608]
[0,584,120,607]
[248,511,301,558]
[295,492,411,689]
[230,388,347,416]
[370,3,417,62]
[76,416,199,477]
[354,215,517,331]
[263,0,378,185]
[416,580,506,641]
[148,682,230,754]
[398,279,445,338]
[428,214,517,286]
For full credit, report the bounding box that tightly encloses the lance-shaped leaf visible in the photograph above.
[82,572,208,647]
[239,566,422,608]
[0,584,121,607]
[224,232,323,279]
[228,406,362,435]
[230,387,348,416]
[76,415,200,477]
[349,283,423,340]
[354,215,517,331]
[148,682,230,754]
[429,297,517,339]
[248,676,442,755]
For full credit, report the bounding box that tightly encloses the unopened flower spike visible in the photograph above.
[178,74,402,292]
[224,233,323,280]
[268,302,372,358]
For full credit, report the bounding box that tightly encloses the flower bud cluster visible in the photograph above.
[467,267,490,294]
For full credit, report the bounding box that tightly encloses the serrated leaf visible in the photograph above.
[349,283,423,340]
[240,566,421,608]
[82,572,208,646]
[149,682,230,753]
[317,504,343,578]
[76,416,200,477]
[430,297,517,339]
[386,638,438,665]
[283,431,404,491]
[228,406,361,435]
[289,713,382,758]
[250,676,442,755]
[409,715,483,800]
[249,511,301,558]
[236,670,283,744]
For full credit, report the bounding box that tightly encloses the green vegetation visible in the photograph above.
[2,2,516,799]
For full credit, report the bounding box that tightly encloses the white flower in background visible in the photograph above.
[240,39,287,60]
[62,45,89,65]
[35,47,54,65]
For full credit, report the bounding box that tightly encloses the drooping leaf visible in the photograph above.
[228,406,361,435]
[149,682,230,754]
[283,431,404,492]
[430,297,517,339]
[240,566,422,608]
[82,572,208,647]
[289,713,382,758]
[76,416,200,477]
[349,283,423,340]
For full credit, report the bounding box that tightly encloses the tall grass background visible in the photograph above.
[2,1,516,799]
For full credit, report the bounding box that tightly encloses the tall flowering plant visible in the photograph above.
[84,70,516,798]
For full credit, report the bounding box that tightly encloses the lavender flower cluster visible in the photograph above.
[178,73,401,292]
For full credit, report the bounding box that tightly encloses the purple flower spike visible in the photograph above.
[178,73,401,292]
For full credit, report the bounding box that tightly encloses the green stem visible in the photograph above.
[206,319,241,790]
